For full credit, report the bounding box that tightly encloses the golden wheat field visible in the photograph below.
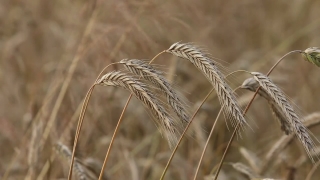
[1,0,320,180]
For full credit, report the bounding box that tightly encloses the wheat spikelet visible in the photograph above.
[166,42,247,128]
[250,72,316,161]
[119,59,190,125]
[96,71,179,147]
[301,47,320,67]
[241,77,291,134]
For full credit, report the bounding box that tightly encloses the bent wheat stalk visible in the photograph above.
[120,59,190,125]
[68,62,119,180]
[55,142,88,180]
[194,87,241,180]
[166,42,247,128]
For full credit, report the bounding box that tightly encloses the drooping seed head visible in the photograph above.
[96,71,180,147]
[166,42,248,128]
[119,59,190,125]
[301,47,320,67]
[241,77,291,134]
[250,72,316,161]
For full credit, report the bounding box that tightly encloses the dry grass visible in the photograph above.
[1,0,320,180]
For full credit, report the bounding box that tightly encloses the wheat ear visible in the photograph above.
[119,59,190,125]
[166,42,247,128]
[241,77,291,134]
[96,71,179,147]
[251,72,316,161]
[301,47,320,67]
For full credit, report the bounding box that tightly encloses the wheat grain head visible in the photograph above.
[301,47,320,67]
[119,59,190,125]
[241,77,291,134]
[166,42,247,128]
[250,72,316,161]
[96,71,179,147]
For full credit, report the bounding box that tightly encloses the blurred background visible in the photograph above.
[1,0,320,179]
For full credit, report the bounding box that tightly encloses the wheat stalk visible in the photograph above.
[241,77,291,134]
[55,142,109,180]
[251,72,316,161]
[166,42,247,128]
[119,59,190,125]
[55,142,88,180]
[96,71,179,147]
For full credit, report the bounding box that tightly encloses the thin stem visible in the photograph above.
[194,87,241,180]
[95,62,120,82]
[225,70,251,77]
[68,62,118,180]
[214,88,260,180]
[98,94,133,180]
[193,106,224,179]
[160,89,214,180]
[68,85,95,180]
[266,50,302,75]
[213,49,302,180]
[149,51,166,64]
[305,156,320,180]
[97,51,166,179]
